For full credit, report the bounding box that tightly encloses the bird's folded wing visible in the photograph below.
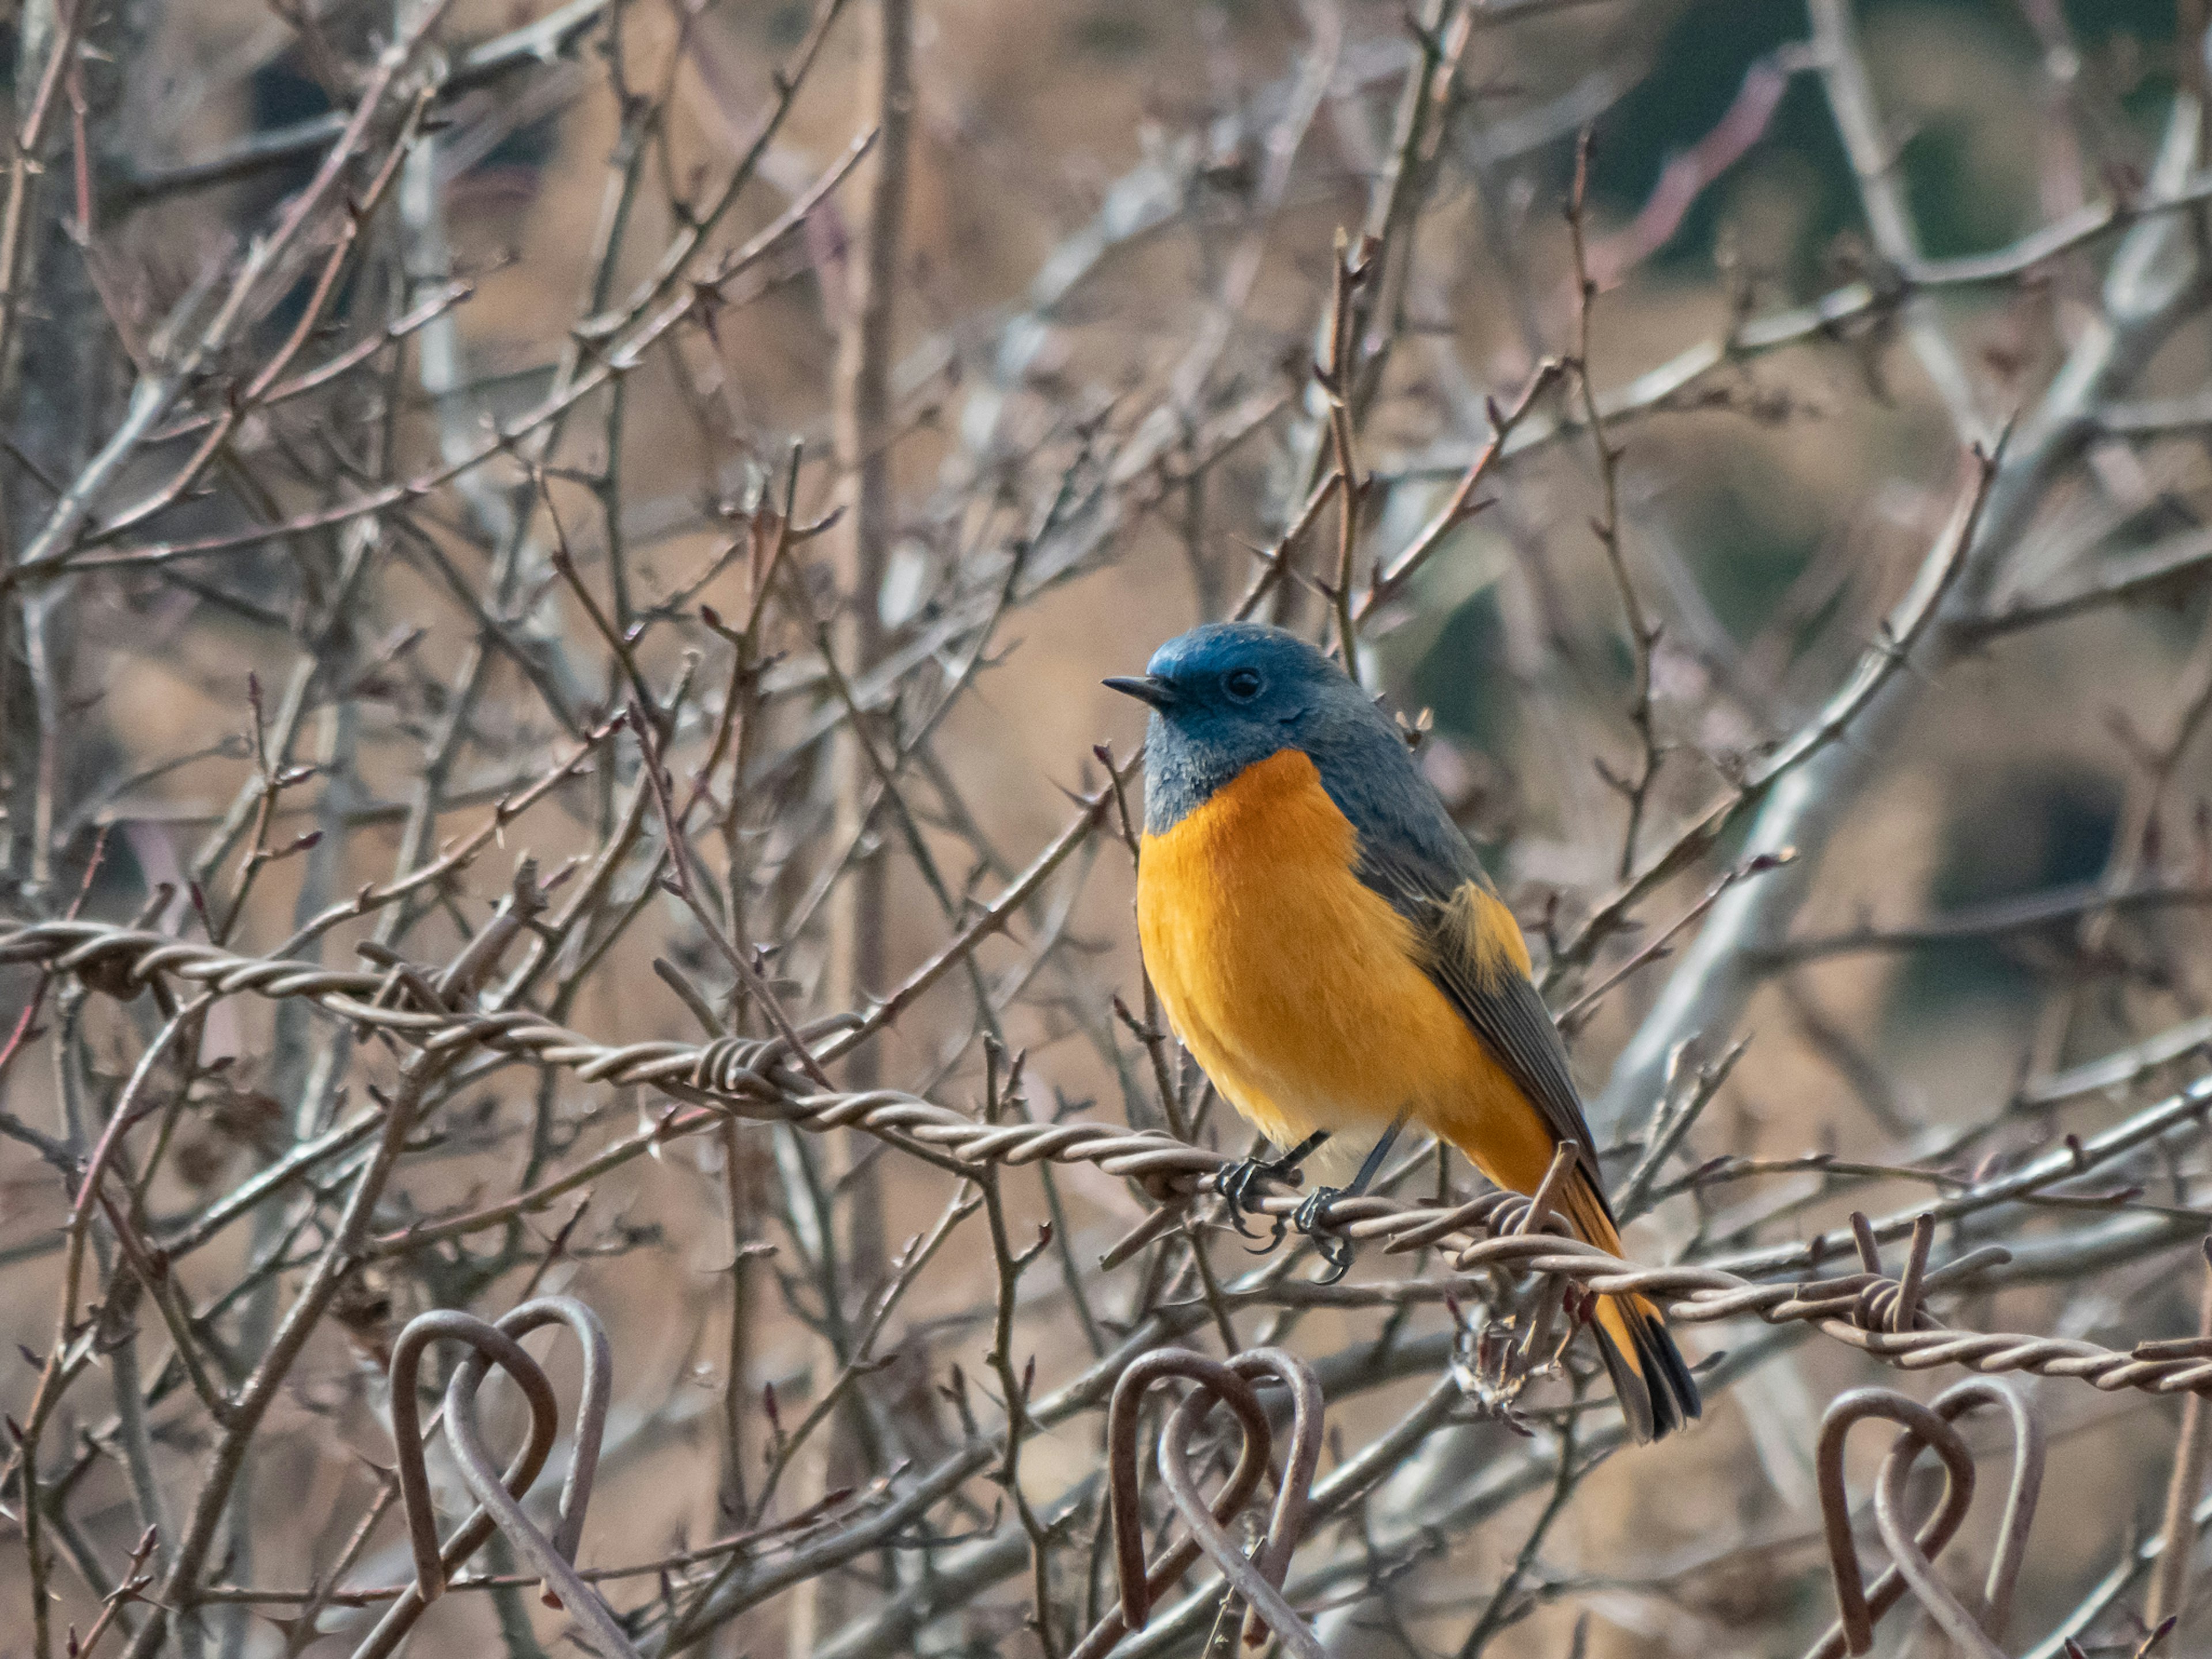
[1355,846,1613,1211]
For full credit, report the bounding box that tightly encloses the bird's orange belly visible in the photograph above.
[1137,749,1536,1175]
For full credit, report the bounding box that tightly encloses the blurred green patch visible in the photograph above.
[1071,8,1153,60]
[1899,113,2027,259]
[480,112,561,175]
[1672,464,1825,642]
[768,1,813,50]
[1886,765,2119,1034]
[2075,0,2191,139]
[1410,585,1514,755]
[2063,0,2177,51]
[1588,0,1851,283]
[249,58,332,198]
[1588,0,2161,280]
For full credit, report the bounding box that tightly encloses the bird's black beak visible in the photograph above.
[1103,675,1177,710]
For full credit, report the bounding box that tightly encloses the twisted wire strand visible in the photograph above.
[14,919,2212,1399]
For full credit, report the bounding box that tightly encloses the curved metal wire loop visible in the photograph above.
[1809,1378,2046,1659]
[1811,1389,1979,1659]
[1083,1348,1273,1659]
[1080,1346,1328,1659]
[354,1314,558,1659]
[351,1297,630,1659]
[444,1298,631,1657]
[1872,1380,2045,1659]
[389,1311,559,1605]
[1173,1349,1325,1656]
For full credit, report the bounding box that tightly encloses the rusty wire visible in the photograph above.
[1085,1351,1269,1659]
[1084,1347,1327,1659]
[353,1297,632,1659]
[1812,1378,2047,1659]
[13,918,2212,1410]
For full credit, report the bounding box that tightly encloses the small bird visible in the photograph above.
[1107,621,1700,1441]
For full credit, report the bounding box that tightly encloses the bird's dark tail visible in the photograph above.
[1565,1177,1701,1442]
[1590,1290,1700,1442]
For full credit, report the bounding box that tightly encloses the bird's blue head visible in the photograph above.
[1106,622,1412,835]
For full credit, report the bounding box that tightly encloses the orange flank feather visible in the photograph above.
[1138,746,1691,1439]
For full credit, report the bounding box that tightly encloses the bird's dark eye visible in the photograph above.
[1224,667,1263,702]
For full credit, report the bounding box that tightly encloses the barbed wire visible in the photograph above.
[13,916,2212,1415]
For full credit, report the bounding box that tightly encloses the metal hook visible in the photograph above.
[1076,1347,1328,1659]
[390,1310,559,1606]
[1873,1380,2045,1657]
[1809,1388,1979,1659]
[352,1313,560,1659]
[1082,1348,1272,1659]
[1809,1378,2045,1659]
[351,1297,631,1659]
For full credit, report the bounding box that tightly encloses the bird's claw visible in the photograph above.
[1213,1154,1302,1250]
[1209,1162,1358,1279]
[1213,1137,1355,1271]
[1291,1187,1356,1284]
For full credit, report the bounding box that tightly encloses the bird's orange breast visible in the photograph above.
[1136,748,1540,1175]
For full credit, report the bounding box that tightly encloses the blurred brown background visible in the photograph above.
[2,0,2209,1656]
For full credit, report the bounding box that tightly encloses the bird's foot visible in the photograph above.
[1290,1187,1356,1284]
[1211,1149,1310,1251]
